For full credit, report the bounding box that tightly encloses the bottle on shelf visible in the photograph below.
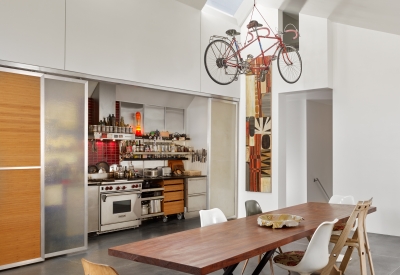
[111,114,116,127]
[124,166,128,178]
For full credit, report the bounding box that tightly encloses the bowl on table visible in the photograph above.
[257,214,304,229]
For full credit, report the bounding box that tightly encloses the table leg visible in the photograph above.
[223,263,239,275]
[251,249,276,275]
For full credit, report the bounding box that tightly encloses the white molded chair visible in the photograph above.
[329,195,357,262]
[273,219,338,275]
[199,208,227,227]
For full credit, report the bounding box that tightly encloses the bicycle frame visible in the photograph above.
[212,27,293,72]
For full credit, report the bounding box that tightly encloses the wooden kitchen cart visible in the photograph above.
[161,179,184,222]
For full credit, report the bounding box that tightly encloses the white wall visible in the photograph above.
[273,14,330,93]
[307,100,332,202]
[332,23,400,236]
[286,99,307,206]
[0,0,65,69]
[200,6,241,98]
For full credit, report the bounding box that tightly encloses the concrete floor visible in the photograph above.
[2,216,400,275]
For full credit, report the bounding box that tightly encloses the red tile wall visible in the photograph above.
[88,100,120,166]
[115,101,120,122]
[88,98,94,125]
[88,140,120,166]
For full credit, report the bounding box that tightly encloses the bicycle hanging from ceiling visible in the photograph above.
[204,0,302,85]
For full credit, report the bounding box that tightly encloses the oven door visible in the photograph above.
[100,191,141,226]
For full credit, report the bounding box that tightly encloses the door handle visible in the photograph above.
[189,193,206,197]
[101,191,141,202]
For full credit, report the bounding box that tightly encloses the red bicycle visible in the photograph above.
[204,20,302,85]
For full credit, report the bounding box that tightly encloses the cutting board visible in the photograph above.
[168,160,184,172]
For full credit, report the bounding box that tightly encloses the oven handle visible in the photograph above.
[101,191,141,202]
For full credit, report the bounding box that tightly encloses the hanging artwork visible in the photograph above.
[246,56,272,192]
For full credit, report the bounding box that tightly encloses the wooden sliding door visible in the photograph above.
[0,69,43,269]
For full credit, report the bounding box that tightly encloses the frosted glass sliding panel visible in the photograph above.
[44,77,87,256]
[209,100,237,218]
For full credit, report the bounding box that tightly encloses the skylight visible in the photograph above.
[206,0,244,16]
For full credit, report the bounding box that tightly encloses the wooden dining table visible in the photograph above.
[108,202,376,275]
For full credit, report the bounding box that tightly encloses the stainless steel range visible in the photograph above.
[99,179,142,233]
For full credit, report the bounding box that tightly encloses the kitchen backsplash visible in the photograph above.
[88,140,119,166]
[88,99,121,165]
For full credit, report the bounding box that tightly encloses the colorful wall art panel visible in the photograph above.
[246,57,272,192]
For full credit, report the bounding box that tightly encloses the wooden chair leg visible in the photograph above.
[364,232,375,275]
[241,259,249,275]
[269,258,275,275]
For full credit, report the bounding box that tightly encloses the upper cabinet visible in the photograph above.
[0,71,41,167]
[0,0,65,69]
[65,0,201,92]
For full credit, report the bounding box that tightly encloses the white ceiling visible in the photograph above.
[177,0,400,36]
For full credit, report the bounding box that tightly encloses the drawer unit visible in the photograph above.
[161,179,185,221]
[187,193,207,212]
[163,201,184,215]
[164,190,184,201]
[185,177,207,219]
[163,179,183,185]
[186,178,207,195]
[164,184,184,192]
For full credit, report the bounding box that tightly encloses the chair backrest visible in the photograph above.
[245,200,263,217]
[329,195,355,205]
[199,208,227,227]
[294,219,338,272]
[329,195,357,230]
[81,258,119,275]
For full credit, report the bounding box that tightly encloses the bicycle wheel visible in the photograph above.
[277,45,302,84]
[204,39,239,85]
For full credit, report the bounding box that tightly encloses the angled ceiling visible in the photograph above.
[191,0,400,36]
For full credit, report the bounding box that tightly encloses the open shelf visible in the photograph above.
[141,196,164,201]
[141,212,164,219]
[123,157,189,161]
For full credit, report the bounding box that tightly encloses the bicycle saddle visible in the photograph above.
[226,29,241,36]
[247,20,263,29]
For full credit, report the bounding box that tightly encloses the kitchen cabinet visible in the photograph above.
[161,179,184,222]
[88,184,99,233]
[0,69,43,270]
[185,177,207,219]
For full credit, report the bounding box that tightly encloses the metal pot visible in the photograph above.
[144,168,158,178]
[114,171,125,179]
[141,204,149,215]
[149,199,162,213]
